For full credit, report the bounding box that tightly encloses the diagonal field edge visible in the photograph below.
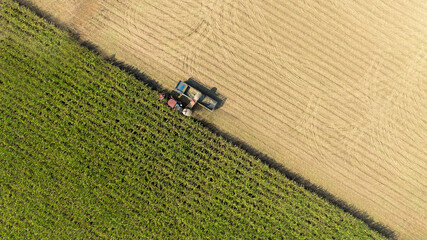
[10,0,397,238]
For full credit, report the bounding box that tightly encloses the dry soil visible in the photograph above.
[27,0,427,238]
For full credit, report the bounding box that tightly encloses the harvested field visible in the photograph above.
[0,1,388,238]
[25,0,426,238]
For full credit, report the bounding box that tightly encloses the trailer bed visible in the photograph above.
[174,80,217,111]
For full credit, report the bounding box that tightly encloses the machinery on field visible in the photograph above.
[159,80,218,117]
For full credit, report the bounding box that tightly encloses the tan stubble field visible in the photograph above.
[28,0,426,238]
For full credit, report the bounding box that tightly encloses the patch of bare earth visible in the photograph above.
[28,0,426,238]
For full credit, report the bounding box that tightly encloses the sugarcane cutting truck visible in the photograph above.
[174,80,217,116]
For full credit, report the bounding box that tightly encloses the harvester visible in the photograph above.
[159,80,217,117]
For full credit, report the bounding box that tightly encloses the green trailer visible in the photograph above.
[174,80,217,111]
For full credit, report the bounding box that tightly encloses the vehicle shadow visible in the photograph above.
[14,0,396,238]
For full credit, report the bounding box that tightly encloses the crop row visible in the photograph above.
[0,1,385,239]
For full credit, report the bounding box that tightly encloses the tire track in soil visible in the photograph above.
[8,0,426,189]
[88,2,426,227]
[80,2,414,208]
[105,0,426,189]
[93,0,427,216]
[26,0,427,238]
